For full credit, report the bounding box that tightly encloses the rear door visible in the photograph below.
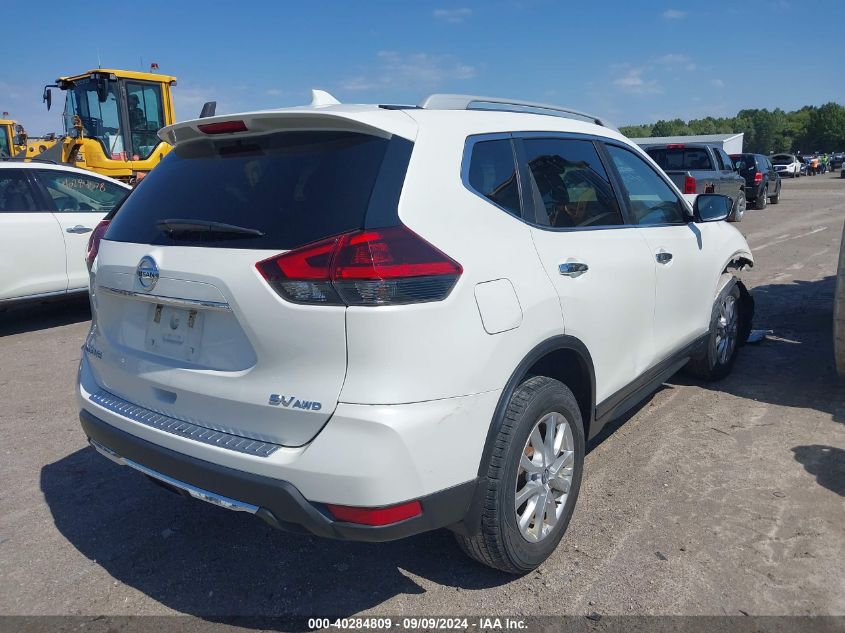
[518,136,656,403]
[603,143,718,359]
[89,128,404,447]
[33,169,128,291]
[0,169,68,300]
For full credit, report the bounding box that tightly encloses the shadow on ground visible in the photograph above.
[0,296,90,337]
[791,445,845,496]
[40,446,512,621]
[671,276,845,422]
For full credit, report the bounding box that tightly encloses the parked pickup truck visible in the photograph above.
[638,142,746,221]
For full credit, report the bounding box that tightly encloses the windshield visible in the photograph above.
[0,125,10,156]
[64,78,125,158]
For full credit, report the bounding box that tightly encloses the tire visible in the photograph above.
[754,186,768,210]
[456,376,585,574]
[769,185,781,204]
[686,281,750,381]
[729,190,746,222]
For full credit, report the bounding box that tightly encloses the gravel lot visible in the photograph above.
[1,173,843,624]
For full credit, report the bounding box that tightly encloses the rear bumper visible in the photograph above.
[80,408,480,541]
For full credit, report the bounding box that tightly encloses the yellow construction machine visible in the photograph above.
[0,117,28,157]
[41,67,177,183]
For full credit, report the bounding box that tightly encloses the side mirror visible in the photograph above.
[695,194,732,223]
[43,87,52,111]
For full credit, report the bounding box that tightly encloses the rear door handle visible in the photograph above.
[656,251,673,264]
[559,262,589,277]
[66,225,93,234]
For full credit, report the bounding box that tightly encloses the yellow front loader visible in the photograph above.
[41,67,177,183]
[0,118,28,157]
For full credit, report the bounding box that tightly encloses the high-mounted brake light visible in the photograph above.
[85,219,110,267]
[684,176,697,194]
[667,143,685,149]
[326,500,422,526]
[197,120,248,134]
[256,225,463,306]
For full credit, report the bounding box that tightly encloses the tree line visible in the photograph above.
[619,102,845,154]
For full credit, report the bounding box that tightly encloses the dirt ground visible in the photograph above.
[0,173,843,624]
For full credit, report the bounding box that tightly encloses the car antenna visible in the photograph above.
[310,89,340,107]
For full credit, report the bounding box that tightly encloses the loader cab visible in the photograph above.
[44,69,176,183]
[0,121,11,157]
[0,119,26,158]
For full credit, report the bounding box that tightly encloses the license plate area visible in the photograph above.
[144,304,205,362]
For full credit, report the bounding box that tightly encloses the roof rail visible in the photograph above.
[418,94,610,127]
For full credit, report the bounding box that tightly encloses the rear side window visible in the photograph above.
[0,171,38,212]
[646,147,714,171]
[466,139,521,216]
[715,148,733,170]
[106,131,402,250]
[35,170,127,212]
[522,138,624,228]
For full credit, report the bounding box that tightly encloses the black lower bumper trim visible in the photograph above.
[80,409,480,542]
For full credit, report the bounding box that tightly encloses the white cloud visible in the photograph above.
[340,51,477,93]
[612,68,662,94]
[655,53,690,65]
[339,76,378,92]
[661,9,687,19]
[710,79,725,88]
[433,8,472,23]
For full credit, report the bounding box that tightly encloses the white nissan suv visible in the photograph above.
[78,93,754,573]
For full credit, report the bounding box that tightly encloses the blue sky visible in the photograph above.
[2,0,843,135]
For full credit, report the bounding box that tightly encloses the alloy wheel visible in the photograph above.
[515,412,574,542]
[715,294,738,364]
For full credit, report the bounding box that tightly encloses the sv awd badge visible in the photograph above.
[268,394,322,411]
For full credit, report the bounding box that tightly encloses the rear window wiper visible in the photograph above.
[155,218,266,240]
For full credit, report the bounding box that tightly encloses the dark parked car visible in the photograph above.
[831,152,844,170]
[730,153,781,210]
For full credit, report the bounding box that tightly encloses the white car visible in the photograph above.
[78,93,754,572]
[0,161,130,304]
[770,153,801,178]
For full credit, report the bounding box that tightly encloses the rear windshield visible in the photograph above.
[730,154,756,173]
[106,130,403,250]
[771,155,793,165]
[645,148,714,171]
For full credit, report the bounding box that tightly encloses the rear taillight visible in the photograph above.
[85,219,110,267]
[326,500,422,526]
[256,225,462,306]
[754,172,763,183]
[684,176,697,194]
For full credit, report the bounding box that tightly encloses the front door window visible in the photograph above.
[125,82,165,160]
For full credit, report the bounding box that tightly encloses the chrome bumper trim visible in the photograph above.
[89,439,259,514]
[98,286,232,312]
[88,390,280,458]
